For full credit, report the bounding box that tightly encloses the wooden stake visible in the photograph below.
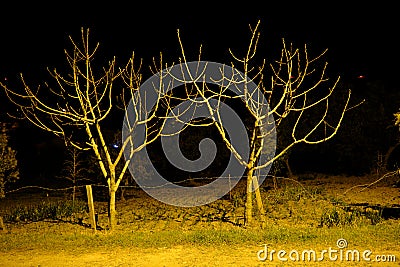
[86,185,96,233]
[0,216,5,231]
[228,174,232,200]
[273,175,278,190]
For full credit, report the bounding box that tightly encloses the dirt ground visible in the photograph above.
[0,173,399,266]
[5,245,397,267]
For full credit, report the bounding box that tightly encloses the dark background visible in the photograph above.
[1,3,399,187]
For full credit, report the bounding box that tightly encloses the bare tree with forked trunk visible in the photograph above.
[176,20,353,227]
[0,28,175,230]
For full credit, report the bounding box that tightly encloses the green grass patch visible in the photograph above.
[1,220,399,252]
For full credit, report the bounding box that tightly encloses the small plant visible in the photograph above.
[231,192,245,208]
[365,207,383,225]
[319,207,341,227]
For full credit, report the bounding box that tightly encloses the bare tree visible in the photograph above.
[57,146,95,203]
[176,20,353,227]
[0,28,172,230]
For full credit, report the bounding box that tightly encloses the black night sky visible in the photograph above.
[1,4,398,82]
[1,3,399,185]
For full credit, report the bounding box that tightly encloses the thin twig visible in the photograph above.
[342,170,399,196]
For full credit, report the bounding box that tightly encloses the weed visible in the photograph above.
[365,207,383,225]
[231,192,245,208]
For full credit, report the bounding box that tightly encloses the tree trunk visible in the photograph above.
[72,184,76,205]
[252,176,266,229]
[108,185,118,230]
[384,142,400,171]
[284,156,294,178]
[120,188,126,202]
